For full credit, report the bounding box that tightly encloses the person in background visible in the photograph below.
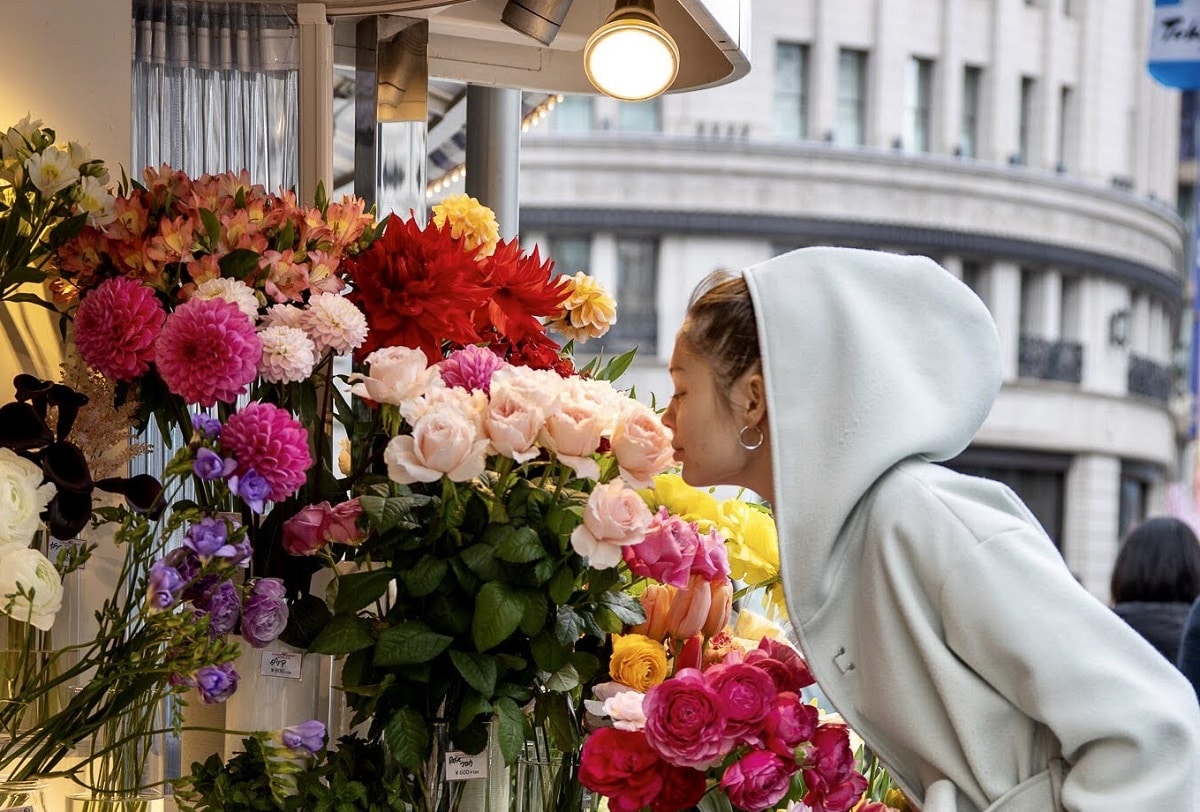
[661,248,1200,811]
[1180,597,1200,701]
[1109,516,1200,663]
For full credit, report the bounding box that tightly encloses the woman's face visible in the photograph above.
[661,339,750,490]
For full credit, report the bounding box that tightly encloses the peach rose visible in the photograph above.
[541,379,610,480]
[485,385,545,463]
[348,345,437,406]
[612,401,675,488]
[570,480,653,568]
[384,402,489,483]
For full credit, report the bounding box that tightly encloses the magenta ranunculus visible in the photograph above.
[73,277,165,381]
[764,691,818,759]
[642,668,728,769]
[622,507,697,589]
[706,661,777,746]
[745,637,816,694]
[720,749,796,812]
[156,297,261,407]
[439,344,504,393]
[802,724,868,812]
[241,577,289,648]
[220,402,312,503]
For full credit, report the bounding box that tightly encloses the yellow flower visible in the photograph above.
[732,607,786,643]
[544,272,616,343]
[718,500,780,585]
[608,633,669,692]
[647,474,719,527]
[430,193,500,258]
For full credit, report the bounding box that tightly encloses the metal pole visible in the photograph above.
[465,86,522,238]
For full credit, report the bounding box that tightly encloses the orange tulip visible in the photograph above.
[703,578,733,638]
[666,573,712,640]
[630,583,674,641]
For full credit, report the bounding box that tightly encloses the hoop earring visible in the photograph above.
[738,424,764,451]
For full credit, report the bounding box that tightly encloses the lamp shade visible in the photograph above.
[584,1,680,101]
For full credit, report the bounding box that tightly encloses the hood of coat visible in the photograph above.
[742,247,1002,624]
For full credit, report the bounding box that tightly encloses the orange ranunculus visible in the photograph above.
[608,633,669,692]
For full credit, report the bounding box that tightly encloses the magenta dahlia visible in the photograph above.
[219,402,312,503]
[156,298,261,407]
[74,277,165,381]
[439,344,504,393]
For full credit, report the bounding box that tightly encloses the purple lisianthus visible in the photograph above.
[146,560,185,612]
[229,468,271,514]
[191,412,223,440]
[281,720,326,754]
[195,579,241,636]
[439,344,504,393]
[241,577,289,648]
[193,447,237,481]
[194,662,239,703]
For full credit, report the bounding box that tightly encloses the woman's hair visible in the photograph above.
[677,270,761,404]
[1110,516,1200,604]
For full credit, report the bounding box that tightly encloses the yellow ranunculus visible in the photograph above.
[719,500,780,585]
[650,474,719,527]
[608,633,669,692]
[732,607,786,643]
[431,193,500,258]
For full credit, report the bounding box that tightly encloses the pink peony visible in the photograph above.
[156,297,261,406]
[622,507,698,589]
[720,749,797,812]
[73,277,165,381]
[642,668,728,769]
[439,344,504,393]
[706,661,777,746]
[220,402,311,503]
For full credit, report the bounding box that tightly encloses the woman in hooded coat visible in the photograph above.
[660,247,1200,812]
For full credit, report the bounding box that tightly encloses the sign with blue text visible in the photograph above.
[1150,0,1200,88]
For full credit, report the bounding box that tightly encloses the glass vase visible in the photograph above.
[222,641,325,757]
[0,779,47,812]
[512,744,594,812]
[65,793,165,812]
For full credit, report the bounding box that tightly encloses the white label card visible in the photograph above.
[259,649,303,680]
[0,805,35,812]
[444,750,488,781]
[48,537,84,567]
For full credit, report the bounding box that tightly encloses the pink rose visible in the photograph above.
[764,692,818,758]
[283,504,332,556]
[540,379,610,480]
[642,668,728,769]
[348,346,436,405]
[571,481,653,569]
[327,498,364,546]
[802,724,868,812]
[745,637,815,694]
[622,507,698,588]
[706,661,777,746]
[485,385,545,463]
[384,402,490,484]
[691,526,731,581]
[720,749,796,812]
[612,401,675,488]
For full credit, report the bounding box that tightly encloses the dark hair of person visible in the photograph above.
[677,270,762,404]
[1110,516,1200,604]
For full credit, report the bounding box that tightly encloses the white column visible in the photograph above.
[1062,453,1121,602]
[297,4,334,203]
[976,261,1022,382]
[810,0,839,142]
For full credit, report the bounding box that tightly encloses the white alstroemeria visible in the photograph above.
[0,548,64,631]
[24,146,79,196]
[1,114,43,160]
[76,175,117,226]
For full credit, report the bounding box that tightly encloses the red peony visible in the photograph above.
[73,277,165,381]
[155,297,261,406]
[219,402,312,503]
[476,239,569,342]
[344,214,490,362]
[579,727,664,812]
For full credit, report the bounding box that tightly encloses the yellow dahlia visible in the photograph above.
[545,271,616,343]
[430,193,500,258]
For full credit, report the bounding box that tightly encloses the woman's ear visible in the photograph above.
[736,367,767,427]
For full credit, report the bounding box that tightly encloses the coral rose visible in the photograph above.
[609,634,669,693]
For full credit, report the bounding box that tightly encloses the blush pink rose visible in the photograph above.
[706,661,777,746]
[642,668,728,769]
[720,749,796,812]
[540,380,609,480]
[764,692,818,758]
[622,507,698,589]
[612,401,675,488]
[570,481,653,569]
[348,346,436,406]
[485,385,545,463]
[384,402,489,484]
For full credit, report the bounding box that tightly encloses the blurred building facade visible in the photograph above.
[510,0,1187,602]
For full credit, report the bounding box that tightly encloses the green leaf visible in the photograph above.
[457,691,492,731]
[448,650,498,697]
[543,663,580,693]
[405,555,448,598]
[530,631,566,673]
[278,593,333,649]
[592,605,624,634]
[199,207,221,247]
[553,606,585,646]
[383,708,428,770]
[519,590,549,637]
[569,651,600,683]
[218,248,261,280]
[373,622,453,666]
[46,211,88,248]
[494,526,546,563]
[360,495,410,534]
[548,566,576,605]
[545,504,581,537]
[538,692,579,754]
[596,348,637,382]
[697,792,736,812]
[334,568,396,614]
[598,591,646,626]
[472,582,525,652]
[460,543,503,581]
[308,614,374,655]
[427,592,472,635]
[494,698,526,766]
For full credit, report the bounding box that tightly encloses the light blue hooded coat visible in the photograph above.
[743,247,1200,811]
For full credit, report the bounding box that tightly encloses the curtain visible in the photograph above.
[132,0,299,187]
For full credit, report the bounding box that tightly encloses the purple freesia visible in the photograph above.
[230,468,271,514]
[191,413,222,440]
[439,344,504,393]
[193,447,237,481]
[241,577,289,648]
[195,579,241,636]
[146,560,185,612]
[194,662,239,703]
[184,516,236,559]
[281,720,326,754]
[226,538,253,567]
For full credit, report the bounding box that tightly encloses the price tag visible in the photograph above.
[258,649,303,680]
[0,805,35,812]
[444,750,488,781]
[48,537,84,567]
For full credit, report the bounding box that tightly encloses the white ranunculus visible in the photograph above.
[24,146,79,196]
[0,548,63,631]
[0,448,54,555]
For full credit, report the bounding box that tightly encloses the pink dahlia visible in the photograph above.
[74,277,165,381]
[439,344,504,393]
[219,402,312,503]
[156,298,261,407]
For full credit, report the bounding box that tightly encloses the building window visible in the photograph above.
[1056,85,1074,171]
[1118,462,1159,539]
[547,235,591,276]
[616,99,662,133]
[602,237,659,354]
[835,49,868,146]
[960,66,982,157]
[773,42,809,140]
[904,57,933,152]
[552,95,593,133]
[1017,76,1037,164]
